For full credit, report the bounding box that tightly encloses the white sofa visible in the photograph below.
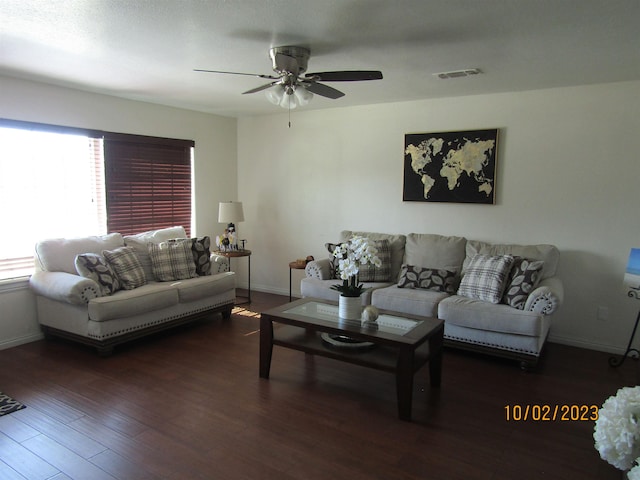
[301,230,563,368]
[29,226,236,355]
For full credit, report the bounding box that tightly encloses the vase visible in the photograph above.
[339,295,362,320]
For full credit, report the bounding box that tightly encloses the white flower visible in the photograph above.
[332,235,381,278]
[594,386,640,471]
[331,235,382,296]
[629,462,640,480]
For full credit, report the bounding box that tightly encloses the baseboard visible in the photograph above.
[548,334,626,355]
[0,332,44,350]
[239,282,290,298]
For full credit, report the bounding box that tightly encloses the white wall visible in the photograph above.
[0,75,237,349]
[2,76,639,354]
[237,80,640,354]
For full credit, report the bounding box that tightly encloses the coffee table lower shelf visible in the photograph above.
[260,321,443,421]
[272,325,433,372]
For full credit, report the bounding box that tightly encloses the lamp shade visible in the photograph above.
[218,201,244,223]
[624,248,640,298]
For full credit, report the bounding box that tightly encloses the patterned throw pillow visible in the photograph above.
[74,253,121,296]
[502,257,545,309]
[457,254,515,304]
[358,239,391,282]
[325,239,392,282]
[191,236,211,276]
[148,239,197,282]
[325,242,343,279]
[103,246,147,290]
[397,265,457,294]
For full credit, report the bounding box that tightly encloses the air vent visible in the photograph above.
[434,68,482,79]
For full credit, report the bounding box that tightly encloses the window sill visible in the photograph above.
[0,275,31,294]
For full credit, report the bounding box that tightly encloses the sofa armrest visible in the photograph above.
[29,271,101,305]
[525,277,564,315]
[210,254,230,274]
[305,259,332,280]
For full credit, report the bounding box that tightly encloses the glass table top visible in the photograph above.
[283,301,422,336]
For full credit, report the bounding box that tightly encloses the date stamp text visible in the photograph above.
[505,404,599,422]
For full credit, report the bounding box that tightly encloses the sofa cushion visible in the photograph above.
[463,240,559,280]
[191,236,212,276]
[175,272,236,303]
[103,246,147,290]
[149,239,197,282]
[36,233,124,274]
[439,295,544,337]
[397,265,457,294]
[124,226,187,280]
[457,254,514,304]
[88,282,178,322]
[300,277,389,305]
[405,233,467,274]
[502,257,545,309]
[341,231,406,281]
[371,285,448,317]
[75,253,121,295]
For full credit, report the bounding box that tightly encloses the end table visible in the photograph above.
[215,250,252,304]
[289,260,307,301]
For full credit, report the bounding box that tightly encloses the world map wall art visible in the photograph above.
[403,129,499,204]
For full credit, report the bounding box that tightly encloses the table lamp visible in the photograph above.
[609,248,640,367]
[218,201,245,250]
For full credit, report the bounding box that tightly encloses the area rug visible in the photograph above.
[0,391,26,416]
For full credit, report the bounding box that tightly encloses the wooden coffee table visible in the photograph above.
[259,297,444,421]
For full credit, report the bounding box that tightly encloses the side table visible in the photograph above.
[215,250,252,304]
[288,260,307,301]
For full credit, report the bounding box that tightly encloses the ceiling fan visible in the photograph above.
[194,46,383,110]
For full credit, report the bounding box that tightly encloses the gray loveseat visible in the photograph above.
[29,226,236,355]
[301,230,563,368]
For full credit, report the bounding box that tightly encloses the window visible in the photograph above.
[104,133,193,236]
[0,119,194,280]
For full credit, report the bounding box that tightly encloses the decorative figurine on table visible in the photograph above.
[216,223,238,252]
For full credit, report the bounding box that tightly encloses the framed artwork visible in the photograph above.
[403,128,498,204]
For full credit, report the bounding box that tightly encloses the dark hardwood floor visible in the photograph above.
[0,290,637,479]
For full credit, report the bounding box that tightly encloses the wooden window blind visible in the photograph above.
[103,133,194,237]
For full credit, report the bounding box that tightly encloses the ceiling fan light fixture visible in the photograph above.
[265,84,285,105]
[266,84,313,109]
[293,86,313,106]
[280,90,296,109]
[196,45,383,114]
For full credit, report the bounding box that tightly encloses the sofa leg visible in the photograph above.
[41,326,53,340]
[97,345,114,357]
[519,360,537,372]
[222,306,233,320]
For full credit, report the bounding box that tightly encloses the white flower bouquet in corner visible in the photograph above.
[330,235,382,297]
[594,386,640,476]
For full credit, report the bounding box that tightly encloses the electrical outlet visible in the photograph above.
[597,306,610,322]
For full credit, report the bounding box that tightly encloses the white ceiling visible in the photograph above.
[1,0,639,118]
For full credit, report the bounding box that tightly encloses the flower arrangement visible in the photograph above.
[594,386,640,476]
[330,235,382,297]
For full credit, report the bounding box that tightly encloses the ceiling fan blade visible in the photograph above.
[304,82,345,99]
[194,69,278,80]
[273,53,299,74]
[305,71,383,82]
[242,82,279,95]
